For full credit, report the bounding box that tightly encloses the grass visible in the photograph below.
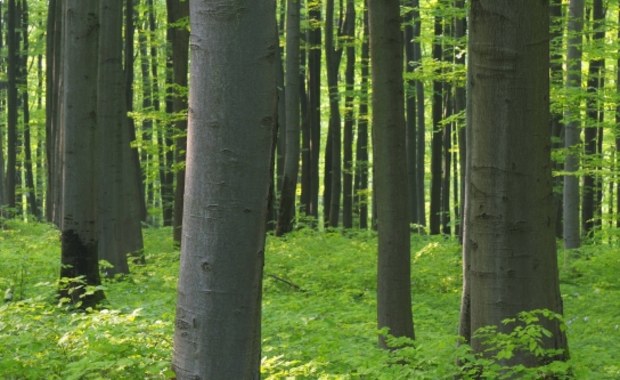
[0,220,619,379]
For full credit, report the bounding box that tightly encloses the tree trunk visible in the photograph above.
[7,0,18,212]
[412,0,426,227]
[342,0,355,229]
[429,6,443,235]
[20,0,38,219]
[461,0,568,366]
[166,0,190,244]
[97,0,145,275]
[454,0,466,241]
[354,2,370,229]
[172,1,276,378]
[550,0,564,238]
[404,1,418,225]
[301,0,321,222]
[563,0,584,249]
[58,0,105,309]
[582,0,604,237]
[369,0,415,346]
[276,0,301,236]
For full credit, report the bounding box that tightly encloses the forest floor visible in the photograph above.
[0,220,618,379]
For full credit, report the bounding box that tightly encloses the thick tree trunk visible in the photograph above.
[172,1,276,378]
[461,0,568,366]
[59,0,105,308]
[97,0,145,275]
[563,0,584,249]
[276,0,301,236]
[369,0,415,346]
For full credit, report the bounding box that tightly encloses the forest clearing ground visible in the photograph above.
[0,221,618,379]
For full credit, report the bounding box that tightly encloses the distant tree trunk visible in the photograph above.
[301,0,321,222]
[617,8,620,230]
[369,0,415,346]
[145,0,173,226]
[429,6,443,235]
[97,0,145,275]
[412,0,426,227]
[342,0,355,229]
[582,0,604,237]
[404,1,418,225]
[7,0,18,212]
[550,0,564,238]
[58,0,105,308]
[563,0,584,249]
[45,0,63,225]
[0,4,4,212]
[172,1,276,377]
[20,0,38,218]
[461,0,568,365]
[138,22,155,221]
[324,0,344,228]
[354,2,370,229]
[276,0,301,236]
[454,0,466,240]
[166,0,189,244]
[125,0,148,222]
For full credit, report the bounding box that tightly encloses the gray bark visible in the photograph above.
[563,0,584,249]
[368,0,415,345]
[461,0,568,365]
[276,0,301,236]
[97,0,144,275]
[172,1,276,378]
[58,0,105,308]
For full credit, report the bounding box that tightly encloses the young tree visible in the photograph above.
[58,0,105,308]
[6,0,18,212]
[460,0,568,365]
[276,0,301,236]
[564,0,584,249]
[368,0,415,345]
[172,1,276,378]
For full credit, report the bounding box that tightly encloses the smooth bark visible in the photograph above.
[172,1,276,377]
[369,0,415,345]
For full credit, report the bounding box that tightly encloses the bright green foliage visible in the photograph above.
[1,221,619,378]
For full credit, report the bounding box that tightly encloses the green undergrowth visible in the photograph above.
[0,220,619,379]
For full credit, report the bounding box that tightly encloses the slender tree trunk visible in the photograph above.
[369,0,415,346]
[429,6,443,235]
[454,0,466,241]
[617,8,620,230]
[563,0,584,249]
[301,0,321,222]
[342,0,355,229]
[583,0,604,236]
[276,0,301,236]
[461,0,568,365]
[404,1,418,225]
[166,0,189,244]
[7,0,18,212]
[125,0,148,222]
[59,0,105,309]
[354,2,370,229]
[550,0,564,238]
[20,0,38,218]
[412,0,426,227]
[172,1,276,377]
[45,0,63,225]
